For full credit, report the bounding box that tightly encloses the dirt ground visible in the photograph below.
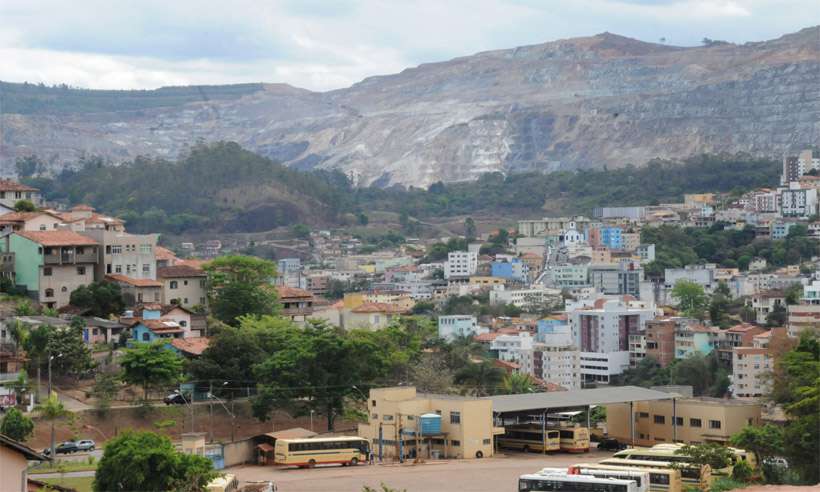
[28,401,351,450]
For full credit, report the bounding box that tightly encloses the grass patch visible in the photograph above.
[29,461,98,474]
[39,476,94,492]
[711,478,749,492]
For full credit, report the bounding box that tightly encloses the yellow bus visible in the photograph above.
[499,425,561,453]
[552,427,590,453]
[599,458,710,490]
[613,444,754,477]
[274,436,369,468]
[570,463,682,492]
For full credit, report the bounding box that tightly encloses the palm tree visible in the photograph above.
[500,372,537,395]
[454,361,504,396]
[37,391,70,458]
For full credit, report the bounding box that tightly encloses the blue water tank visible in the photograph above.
[420,413,442,435]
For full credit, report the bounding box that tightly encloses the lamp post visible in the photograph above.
[47,353,63,397]
[208,392,237,443]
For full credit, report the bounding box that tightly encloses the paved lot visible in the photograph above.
[230,450,615,492]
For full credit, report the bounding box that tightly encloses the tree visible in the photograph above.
[94,430,216,492]
[252,319,390,431]
[15,155,43,178]
[46,321,94,378]
[784,283,803,305]
[69,282,125,318]
[120,342,183,400]
[187,325,266,399]
[357,212,369,226]
[454,361,504,396]
[37,391,70,458]
[500,372,536,394]
[464,217,477,241]
[91,372,120,416]
[617,357,670,387]
[766,304,788,327]
[675,442,734,470]
[0,407,34,442]
[410,353,454,394]
[730,424,784,475]
[13,199,36,212]
[672,280,707,318]
[670,352,729,397]
[205,255,278,325]
[291,223,310,239]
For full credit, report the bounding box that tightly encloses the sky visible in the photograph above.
[1,0,818,92]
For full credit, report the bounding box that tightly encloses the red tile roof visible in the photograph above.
[169,337,210,356]
[276,286,314,300]
[155,246,178,261]
[106,274,162,287]
[157,265,207,278]
[16,230,97,246]
[351,302,407,314]
[140,319,183,333]
[0,211,61,223]
[473,332,499,343]
[0,179,38,192]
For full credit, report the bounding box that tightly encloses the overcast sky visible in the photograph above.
[1,0,818,92]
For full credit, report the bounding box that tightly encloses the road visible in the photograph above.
[230,450,614,492]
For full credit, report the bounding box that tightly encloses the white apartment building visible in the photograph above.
[444,251,477,279]
[437,315,487,341]
[730,328,787,400]
[519,344,581,390]
[780,183,818,218]
[489,286,562,311]
[490,332,533,365]
[579,351,630,385]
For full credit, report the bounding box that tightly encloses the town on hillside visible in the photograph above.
[1,151,819,491]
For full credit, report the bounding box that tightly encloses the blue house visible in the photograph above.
[130,319,184,344]
[600,227,624,249]
[490,258,529,283]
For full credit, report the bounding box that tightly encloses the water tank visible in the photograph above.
[420,413,442,435]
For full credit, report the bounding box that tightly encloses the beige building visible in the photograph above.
[106,274,162,306]
[157,265,208,309]
[1,433,47,492]
[341,302,407,330]
[607,397,762,446]
[84,229,158,282]
[0,179,42,209]
[358,387,497,460]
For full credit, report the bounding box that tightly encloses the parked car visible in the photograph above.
[597,438,627,451]
[75,439,96,452]
[43,441,79,455]
[164,392,189,405]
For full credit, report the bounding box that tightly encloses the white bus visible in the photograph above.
[519,473,640,492]
[563,467,650,492]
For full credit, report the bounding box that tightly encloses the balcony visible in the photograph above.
[44,247,98,265]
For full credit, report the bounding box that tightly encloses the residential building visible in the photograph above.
[593,207,646,221]
[490,332,534,365]
[636,244,656,263]
[675,324,720,359]
[642,319,680,367]
[746,289,786,325]
[358,386,496,460]
[731,328,792,399]
[490,257,529,283]
[489,286,561,311]
[445,251,477,279]
[0,433,47,492]
[607,397,762,446]
[569,297,658,353]
[518,216,591,238]
[588,262,643,298]
[276,258,303,288]
[342,303,407,330]
[275,286,315,322]
[130,319,184,343]
[0,211,63,234]
[550,263,589,289]
[664,264,717,292]
[57,205,125,232]
[83,229,157,281]
[716,323,766,368]
[621,232,641,252]
[599,227,623,249]
[0,179,42,209]
[780,183,818,218]
[105,274,162,306]
[438,315,487,341]
[579,351,630,385]
[82,318,129,345]
[157,265,208,309]
[9,231,98,309]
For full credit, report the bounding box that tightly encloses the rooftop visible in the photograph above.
[157,265,207,278]
[488,386,676,413]
[0,179,38,192]
[276,286,314,299]
[16,230,97,247]
[106,274,162,288]
[351,302,407,314]
[169,336,210,356]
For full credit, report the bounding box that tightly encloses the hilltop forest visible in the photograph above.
[21,142,779,234]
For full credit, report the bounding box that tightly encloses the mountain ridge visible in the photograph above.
[1,26,819,186]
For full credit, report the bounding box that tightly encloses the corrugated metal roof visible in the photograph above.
[487,386,676,413]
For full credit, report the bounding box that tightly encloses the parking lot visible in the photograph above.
[230,449,616,492]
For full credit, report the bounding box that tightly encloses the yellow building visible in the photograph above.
[343,292,366,309]
[469,276,506,288]
[358,387,498,460]
[606,397,762,446]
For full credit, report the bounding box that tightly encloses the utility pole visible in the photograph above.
[209,381,214,443]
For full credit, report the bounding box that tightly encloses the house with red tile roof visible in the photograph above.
[341,302,408,330]
[9,230,99,308]
[157,265,208,309]
[105,274,162,307]
[169,337,210,357]
[0,178,42,209]
[275,286,314,322]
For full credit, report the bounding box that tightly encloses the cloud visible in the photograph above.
[0,0,817,91]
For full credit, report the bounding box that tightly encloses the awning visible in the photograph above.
[256,443,274,452]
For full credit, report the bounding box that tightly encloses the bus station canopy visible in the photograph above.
[488,386,676,414]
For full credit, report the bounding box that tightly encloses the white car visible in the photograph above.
[75,439,96,452]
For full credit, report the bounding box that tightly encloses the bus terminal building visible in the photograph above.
[359,386,761,461]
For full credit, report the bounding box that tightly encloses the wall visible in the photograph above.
[10,234,41,294]
[40,264,96,308]
[0,445,28,492]
[162,276,207,308]
[222,439,256,467]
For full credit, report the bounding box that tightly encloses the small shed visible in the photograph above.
[253,427,317,465]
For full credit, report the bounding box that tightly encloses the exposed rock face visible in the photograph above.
[1,28,819,187]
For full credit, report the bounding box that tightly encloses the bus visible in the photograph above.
[565,467,650,492]
[599,458,710,490]
[519,473,639,492]
[499,425,561,453]
[274,436,369,468]
[569,464,678,492]
[629,443,757,476]
[553,427,590,453]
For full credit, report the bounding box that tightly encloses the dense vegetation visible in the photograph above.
[642,224,819,278]
[0,81,264,114]
[23,143,779,234]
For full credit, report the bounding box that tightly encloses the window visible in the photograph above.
[383,415,394,422]
[106,264,112,274]
[200,280,207,288]
[179,321,187,327]
[709,420,721,429]
[199,297,206,305]
[170,280,178,289]
[39,224,47,231]
[483,438,491,445]
[142,264,150,274]
[184,298,189,304]
[675,417,683,426]
[451,440,460,447]
[184,280,189,286]
[450,411,461,425]
[61,286,67,292]
[140,244,151,254]
[106,246,111,254]
[638,412,649,418]
[43,267,52,276]
[372,400,377,407]
[115,265,122,274]
[77,266,86,275]
[44,288,54,298]
[111,245,122,254]
[654,415,666,424]
[142,333,150,341]
[690,418,702,428]
[371,414,378,420]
